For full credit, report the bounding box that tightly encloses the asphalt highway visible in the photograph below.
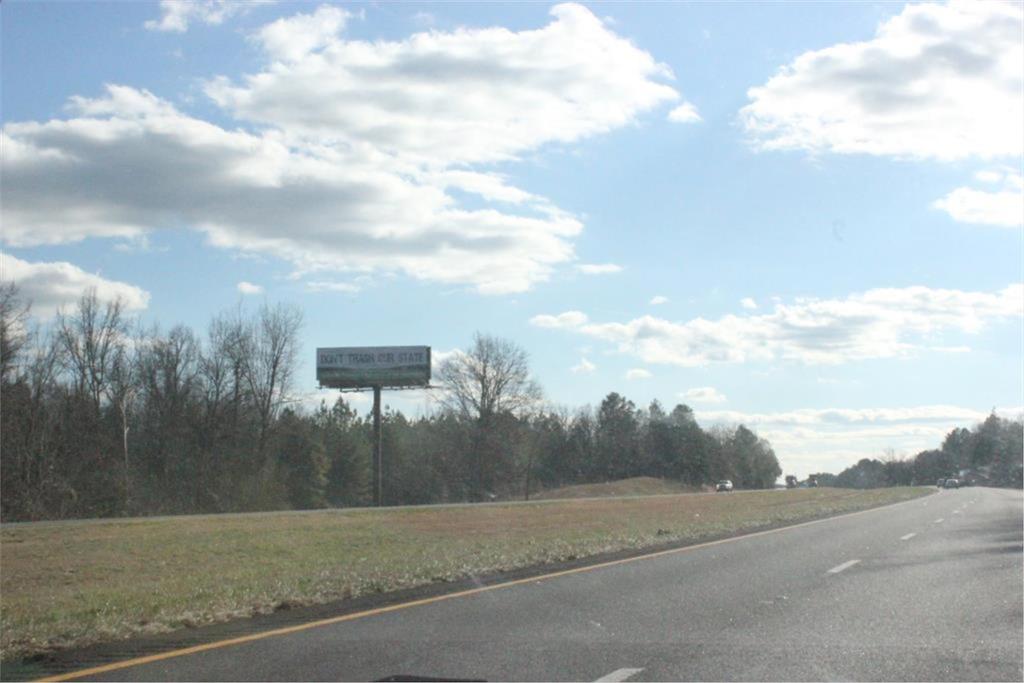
[72,487,1022,682]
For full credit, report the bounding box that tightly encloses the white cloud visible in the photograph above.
[740,297,758,310]
[206,3,681,166]
[933,186,1023,227]
[697,405,996,427]
[237,281,263,295]
[0,253,150,317]
[682,386,727,404]
[145,0,272,32]
[112,235,160,253]
[571,357,596,374]
[255,5,350,62]
[412,12,436,28]
[427,348,464,404]
[696,404,1023,477]
[741,0,1023,161]
[649,295,669,306]
[434,171,536,205]
[533,283,1022,366]
[667,102,702,123]
[6,4,686,295]
[933,170,1023,227]
[576,263,623,275]
[430,348,463,371]
[975,169,1004,183]
[529,310,588,329]
[625,368,651,380]
[305,280,361,294]
[2,86,581,295]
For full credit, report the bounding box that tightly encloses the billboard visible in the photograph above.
[317,346,431,389]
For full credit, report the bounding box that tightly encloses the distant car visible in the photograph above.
[936,478,946,488]
[943,478,960,489]
[716,480,733,492]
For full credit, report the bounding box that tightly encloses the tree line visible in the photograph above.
[0,287,782,521]
[808,413,1023,489]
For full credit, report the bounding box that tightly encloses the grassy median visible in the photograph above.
[0,486,930,660]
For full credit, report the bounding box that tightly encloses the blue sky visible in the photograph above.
[2,0,1022,477]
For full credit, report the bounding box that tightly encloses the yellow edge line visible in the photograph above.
[37,492,931,682]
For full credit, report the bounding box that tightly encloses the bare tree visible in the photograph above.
[0,282,32,384]
[56,289,129,409]
[199,317,234,426]
[438,333,541,499]
[238,302,304,454]
[438,333,541,421]
[205,307,251,437]
[1,325,65,520]
[138,324,203,507]
[139,325,199,414]
[880,447,904,463]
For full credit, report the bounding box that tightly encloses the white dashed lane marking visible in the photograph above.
[595,668,645,682]
[827,559,861,574]
[900,533,917,541]
[935,518,945,524]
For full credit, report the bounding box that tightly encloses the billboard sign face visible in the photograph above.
[317,346,431,389]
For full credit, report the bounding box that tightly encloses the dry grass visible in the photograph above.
[530,476,702,500]
[0,486,930,661]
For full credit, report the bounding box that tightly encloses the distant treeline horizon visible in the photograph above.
[1,287,784,521]
[810,412,1023,490]
[1,286,1019,523]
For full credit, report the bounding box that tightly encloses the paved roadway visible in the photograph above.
[73,487,1021,682]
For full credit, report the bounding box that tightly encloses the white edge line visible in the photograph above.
[595,668,645,682]
[827,559,861,574]
[900,532,917,540]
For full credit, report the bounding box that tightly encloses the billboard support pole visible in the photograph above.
[372,384,383,507]
[316,346,433,508]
